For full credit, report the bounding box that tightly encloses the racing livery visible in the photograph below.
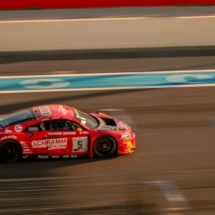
[0,104,135,162]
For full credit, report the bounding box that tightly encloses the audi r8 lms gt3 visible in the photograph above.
[0,104,136,162]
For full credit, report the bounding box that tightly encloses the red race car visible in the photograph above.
[0,104,136,162]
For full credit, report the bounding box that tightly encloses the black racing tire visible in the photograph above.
[0,140,22,163]
[94,136,117,158]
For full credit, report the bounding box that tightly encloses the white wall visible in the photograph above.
[0,17,214,51]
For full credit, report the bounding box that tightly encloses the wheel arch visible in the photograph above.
[0,139,22,146]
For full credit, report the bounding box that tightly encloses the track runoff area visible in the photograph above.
[0,69,215,93]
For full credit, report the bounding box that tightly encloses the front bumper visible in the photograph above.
[118,137,135,154]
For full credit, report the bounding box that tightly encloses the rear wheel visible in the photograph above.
[0,141,21,163]
[94,136,117,158]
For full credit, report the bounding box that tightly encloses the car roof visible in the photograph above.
[32,104,74,120]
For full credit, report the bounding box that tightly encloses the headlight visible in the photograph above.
[121,133,131,141]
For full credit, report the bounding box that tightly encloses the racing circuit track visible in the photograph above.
[1,54,215,214]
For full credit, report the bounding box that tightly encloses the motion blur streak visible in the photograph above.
[1,56,215,214]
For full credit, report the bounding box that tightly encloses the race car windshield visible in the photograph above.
[0,109,35,128]
[73,109,99,129]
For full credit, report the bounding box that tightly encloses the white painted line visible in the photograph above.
[0,69,215,79]
[178,15,215,19]
[0,15,214,24]
[0,17,149,24]
[0,83,215,94]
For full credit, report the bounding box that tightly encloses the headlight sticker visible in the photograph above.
[121,133,131,140]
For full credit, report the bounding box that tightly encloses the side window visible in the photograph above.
[71,121,84,131]
[42,120,84,131]
[25,123,42,132]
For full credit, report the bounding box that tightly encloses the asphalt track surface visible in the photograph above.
[1,56,215,214]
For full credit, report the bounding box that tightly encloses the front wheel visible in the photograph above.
[0,141,21,163]
[94,136,117,158]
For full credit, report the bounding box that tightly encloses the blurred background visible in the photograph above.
[1,0,215,214]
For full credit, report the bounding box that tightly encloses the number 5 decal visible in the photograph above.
[73,137,88,152]
[77,140,83,150]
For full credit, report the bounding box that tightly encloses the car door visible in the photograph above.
[25,122,48,155]
[42,119,89,157]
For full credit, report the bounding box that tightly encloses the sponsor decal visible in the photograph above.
[28,127,39,131]
[72,137,88,152]
[32,138,67,150]
[38,155,49,159]
[22,155,28,159]
[21,142,30,149]
[48,132,62,135]
[74,109,86,125]
[58,105,68,115]
[73,109,79,117]
[96,126,117,132]
[14,125,23,132]
[23,151,32,154]
[63,155,70,158]
[5,128,13,133]
[21,140,31,152]
[118,121,125,126]
[51,155,60,158]
[48,132,76,135]
[39,106,51,116]
[71,155,78,158]
[80,117,86,125]
[80,131,89,135]
[1,135,17,141]
[63,131,76,135]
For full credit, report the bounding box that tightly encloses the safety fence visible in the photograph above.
[1,0,215,10]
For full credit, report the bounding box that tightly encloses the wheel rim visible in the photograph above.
[0,142,20,162]
[94,137,116,158]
